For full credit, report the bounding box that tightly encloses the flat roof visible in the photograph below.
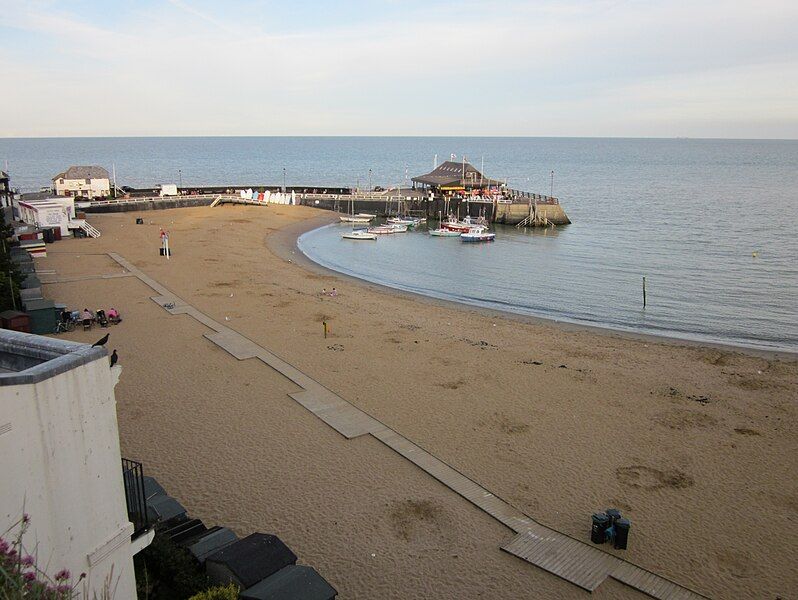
[0,329,106,386]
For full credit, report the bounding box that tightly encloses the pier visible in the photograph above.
[82,160,570,226]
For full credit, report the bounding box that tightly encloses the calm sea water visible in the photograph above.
[2,137,797,351]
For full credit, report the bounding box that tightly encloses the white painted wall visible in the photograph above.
[0,358,138,598]
[17,198,75,236]
[54,177,110,199]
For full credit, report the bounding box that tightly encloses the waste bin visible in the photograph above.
[606,508,622,526]
[614,518,630,550]
[591,512,610,544]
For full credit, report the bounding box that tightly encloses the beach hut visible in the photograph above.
[146,494,187,525]
[21,274,41,290]
[19,288,43,303]
[239,565,337,600]
[185,527,239,564]
[0,310,32,333]
[206,533,297,589]
[16,197,76,237]
[21,299,56,334]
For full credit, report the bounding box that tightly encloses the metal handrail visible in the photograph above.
[121,458,150,538]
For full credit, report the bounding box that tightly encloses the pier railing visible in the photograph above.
[87,193,238,207]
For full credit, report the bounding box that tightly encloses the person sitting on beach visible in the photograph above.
[107,307,120,321]
[321,288,327,296]
[81,308,93,322]
[330,288,338,297]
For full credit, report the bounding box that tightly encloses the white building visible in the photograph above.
[0,330,153,598]
[16,196,76,236]
[53,166,111,199]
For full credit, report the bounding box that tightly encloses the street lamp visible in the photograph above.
[178,169,182,191]
[282,168,286,193]
[550,170,554,198]
[368,168,372,192]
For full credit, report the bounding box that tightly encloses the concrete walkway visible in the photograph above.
[106,253,708,599]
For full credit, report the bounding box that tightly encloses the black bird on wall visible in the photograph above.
[92,333,109,347]
[110,349,118,367]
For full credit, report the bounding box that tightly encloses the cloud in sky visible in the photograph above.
[0,0,796,137]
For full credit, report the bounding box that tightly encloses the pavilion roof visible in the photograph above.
[412,161,502,188]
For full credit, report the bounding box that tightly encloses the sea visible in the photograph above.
[2,136,796,353]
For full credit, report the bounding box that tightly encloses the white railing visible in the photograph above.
[70,219,101,238]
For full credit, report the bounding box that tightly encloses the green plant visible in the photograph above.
[187,583,238,600]
[1,513,85,599]
[134,533,208,599]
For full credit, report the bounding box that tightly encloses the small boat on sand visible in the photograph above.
[461,231,496,242]
[342,230,377,240]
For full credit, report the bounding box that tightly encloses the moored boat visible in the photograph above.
[429,228,462,237]
[340,215,372,223]
[387,216,419,227]
[342,230,378,240]
[460,231,496,242]
[367,225,397,234]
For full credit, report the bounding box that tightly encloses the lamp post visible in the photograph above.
[178,169,182,191]
[282,168,286,193]
[368,169,372,192]
[550,170,554,198]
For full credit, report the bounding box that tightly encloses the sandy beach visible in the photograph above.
[38,204,797,599]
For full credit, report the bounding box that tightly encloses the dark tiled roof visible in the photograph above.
[240,565,337,600]
[412,161,501,187]
[207,533,297,589]
[52,165,109,181]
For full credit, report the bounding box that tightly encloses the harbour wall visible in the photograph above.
[83,187,571,226]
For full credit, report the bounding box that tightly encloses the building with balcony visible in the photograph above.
[0,330,152,597]
[52,166,111,199]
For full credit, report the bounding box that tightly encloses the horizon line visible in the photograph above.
[1,134,797,142]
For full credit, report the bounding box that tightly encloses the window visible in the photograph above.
[85,178,91,184]
[59,179,64,184]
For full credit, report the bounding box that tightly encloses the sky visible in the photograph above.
[0,0,797,138]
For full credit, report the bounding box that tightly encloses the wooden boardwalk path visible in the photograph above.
[103,253,709,599]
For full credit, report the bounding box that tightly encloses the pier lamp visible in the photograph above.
[178,169,182,190]
[368,168,372,192]
[550,170,554,198]
[282,168,286,192]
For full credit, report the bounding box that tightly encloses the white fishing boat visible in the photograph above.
[429,228,461,237]
[342,230,377,240]
[429,211,462,236]
[340,215,372,223]
[390,223,409,232]
[460,231,496,242]
[387,216,419,226]
[443,215,488,232]
[367,225,397,235]
[356,213,376,219]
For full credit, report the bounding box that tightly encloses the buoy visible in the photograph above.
[752,251,758,258]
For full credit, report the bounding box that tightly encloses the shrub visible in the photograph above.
[134,533,208,599]
[188,583,239,600]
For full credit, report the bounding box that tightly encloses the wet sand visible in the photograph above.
[39,205,797,599]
